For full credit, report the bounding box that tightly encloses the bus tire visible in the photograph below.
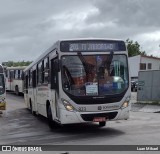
[99,121,106,127]
[47,104,56,129]
[15,86,19,95]
[30,101,36,116]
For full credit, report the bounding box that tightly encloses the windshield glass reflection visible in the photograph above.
[61,55,128,96]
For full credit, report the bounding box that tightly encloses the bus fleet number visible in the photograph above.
[78,107,86,112]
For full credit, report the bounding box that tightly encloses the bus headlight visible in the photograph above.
[121,101,129,108]
[0,100,6,110]
[61,99,74,112]
[121,96,130,109]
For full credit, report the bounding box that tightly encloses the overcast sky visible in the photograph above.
[0,0,160,63]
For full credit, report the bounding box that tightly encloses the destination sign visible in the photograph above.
[69,43,117,51]
[60,40,126,52]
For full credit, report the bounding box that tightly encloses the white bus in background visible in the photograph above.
[0,64,6,111]
[24,38,131,128]
[5,66,26,95]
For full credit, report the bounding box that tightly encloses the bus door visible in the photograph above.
[24,74,29,108]
[7,70,12,91]
[51,57,59,119]
[10,70,14,91]
[31,70,37,113]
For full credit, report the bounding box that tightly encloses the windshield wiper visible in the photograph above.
[77,52,92,81]
[100,51,114,75]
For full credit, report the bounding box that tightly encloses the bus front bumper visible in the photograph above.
[59,106,130,124]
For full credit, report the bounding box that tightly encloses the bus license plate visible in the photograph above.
[93,117,106,122]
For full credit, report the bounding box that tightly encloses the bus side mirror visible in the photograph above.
[53,59,60,72]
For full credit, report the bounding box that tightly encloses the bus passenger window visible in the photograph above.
[44,57,49,84]
[37,62,42,85]
[51,58,58,90]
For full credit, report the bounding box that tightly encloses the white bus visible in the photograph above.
[5,66,26,95]
[0,64,6,111]
[24,38,131,128]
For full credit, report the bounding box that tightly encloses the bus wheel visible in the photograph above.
[15,86,19,95]
[30,101,36,116]
[47,104,56,129]
[99,121,106,127]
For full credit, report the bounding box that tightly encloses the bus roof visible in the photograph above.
[58,38,124,41]
[24,38,125,72]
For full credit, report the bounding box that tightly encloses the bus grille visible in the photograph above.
[80,112,118,121]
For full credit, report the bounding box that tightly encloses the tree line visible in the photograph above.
[126,39,158,58]
[126,39,146,57]
[2,61,32,67]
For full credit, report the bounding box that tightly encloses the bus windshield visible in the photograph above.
[0,74,5,95]
[61,54,129,96]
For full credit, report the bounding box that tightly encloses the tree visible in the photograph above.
[126,39,146,57]
[3,61,32,67]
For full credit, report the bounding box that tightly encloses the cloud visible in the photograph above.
[0,0,94,62]
[134,31,160,55]
[0,0,160,63]
[84,0,160,56]
[88,0,160,28]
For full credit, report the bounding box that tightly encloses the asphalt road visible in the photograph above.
[0,93,160,153]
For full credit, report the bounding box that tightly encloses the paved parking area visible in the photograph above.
[131,92,160,113]
[131,92,137,103]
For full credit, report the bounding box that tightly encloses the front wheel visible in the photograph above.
[30,101,36,116]
[99,121,106,127]
[47,104,57,129]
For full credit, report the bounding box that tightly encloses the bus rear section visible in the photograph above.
[24,39,131,127]
[0,65,6,111]
[5,66,26,95]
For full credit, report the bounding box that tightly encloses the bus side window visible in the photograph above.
[29,70,33,88]
[13,70,17,79]
[18,70,21,79]
[14,70,19,79]
[37,62,42,85]
[8,70,10,79]
[44,57,49,84]
[10,70,14,79]
[42,60,44,83]
[32,70,37,88]
[51,58,58,90]
[24,75,28,94]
